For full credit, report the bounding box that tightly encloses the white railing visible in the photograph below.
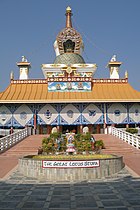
[0,127,29,153]
[110,127,140,149]
[0,129,24,136]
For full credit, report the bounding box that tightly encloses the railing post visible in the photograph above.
[136,138,139,149]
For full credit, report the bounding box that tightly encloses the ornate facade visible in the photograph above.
[0,7,140,134]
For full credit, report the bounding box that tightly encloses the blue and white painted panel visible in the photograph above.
[60,104,81,125]
[0,105,12,127]
[48,82,91,92]
[38,104,58,125]
[82,104,103,124]
[13,104,33,127]
[106,103,128,124]
[129,103,140,124]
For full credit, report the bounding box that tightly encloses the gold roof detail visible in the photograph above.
[66,6,71,12]
[0,80,140,103]
[65,6,72,28]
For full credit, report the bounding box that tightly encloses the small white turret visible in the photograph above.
[10,71,14,80]
[17,56,31,80]
[108,55,122,79]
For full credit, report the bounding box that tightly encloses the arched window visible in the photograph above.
[63,39,75,53]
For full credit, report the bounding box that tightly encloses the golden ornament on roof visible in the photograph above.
[66,66,72,74]
[66,6,71,12]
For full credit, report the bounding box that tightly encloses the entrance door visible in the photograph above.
[62,125,77,134]
[37,125,47,134]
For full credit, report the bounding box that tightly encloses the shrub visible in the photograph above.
[74,133,92,152]
[42,132,67,153]
[42,132,105,154]
[126,128,138,134]
[50,132,61,140]
[94,140,105,149]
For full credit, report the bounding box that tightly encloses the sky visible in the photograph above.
[0,0,140,91]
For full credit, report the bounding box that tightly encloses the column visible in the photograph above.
[97,125,100,134]
[80,124,83,133]
[47,125,52,134]
[88,124,93,133]
[33,113,37,134]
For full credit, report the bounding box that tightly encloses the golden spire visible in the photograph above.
[65,6,72,28]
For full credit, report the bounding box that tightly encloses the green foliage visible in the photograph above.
[74,132,92,152]
[42,132,67,153]
[50,132,61,140]
[83,132,91,141]
[74,133,83,141]
[94,140,105,149]
[126,128,138,134]
[42,132,105,154]
[33,154,114,160]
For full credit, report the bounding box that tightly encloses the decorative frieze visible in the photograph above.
[11,78,128,84]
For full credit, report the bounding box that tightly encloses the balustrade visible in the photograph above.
[111,127,140,149]
[0,127,29,153]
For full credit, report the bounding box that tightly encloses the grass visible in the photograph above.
[31,154,115,160]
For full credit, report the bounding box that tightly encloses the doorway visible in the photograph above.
[62,125,77,134]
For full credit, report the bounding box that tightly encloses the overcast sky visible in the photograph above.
[0,0,140,91]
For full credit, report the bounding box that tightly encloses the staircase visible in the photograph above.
[94,134,140,176]
[0,135,45,179]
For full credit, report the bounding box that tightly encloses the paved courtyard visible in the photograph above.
[0,167,140,210]
[0,134,140,209]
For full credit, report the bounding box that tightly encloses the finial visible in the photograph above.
[65,6,72,28]
[66,6,71,13]
[22,56,27,62]
[110,55,117,62]
[10,71,14,80]
[125,70,128,79]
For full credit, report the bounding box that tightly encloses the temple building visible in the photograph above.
[0,7,140,134]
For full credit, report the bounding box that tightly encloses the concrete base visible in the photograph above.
[18,155,124,181]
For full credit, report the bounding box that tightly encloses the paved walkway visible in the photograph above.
[0,135,45,179]
[95,134,140,176]
[0,134,140,209]
[0,168,140,210]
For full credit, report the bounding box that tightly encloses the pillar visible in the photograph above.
[97,125,100,134]
[77,125,80,133]
[88,124,92,133]
[59,125,62,133]
[47,125,52,134]
[126,124,129,128]
[79,124,83,133]
[33,113,37,134]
